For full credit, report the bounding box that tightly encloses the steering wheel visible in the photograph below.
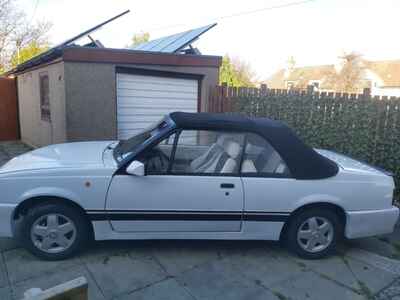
[146,148,170,173]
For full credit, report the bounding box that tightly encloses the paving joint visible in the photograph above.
[344,248,400,275]
[115,276,173,300]
[1,252,13,300]
[146,250,201,300]
[81,261,107,300]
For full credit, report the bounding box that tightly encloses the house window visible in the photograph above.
[39,73,51,122]
[309,80,321,89]
[286,81,295,89]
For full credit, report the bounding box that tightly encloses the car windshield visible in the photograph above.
[113,118,169,162]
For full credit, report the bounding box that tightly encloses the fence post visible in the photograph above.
[221,82,228,112]
[260,84,267,97]
[363,88,371,98]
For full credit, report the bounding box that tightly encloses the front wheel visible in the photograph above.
[286,208,342,259]
[18,203,90,260]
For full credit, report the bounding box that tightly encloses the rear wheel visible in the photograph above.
[286,208,342,259]
[18,203,90,260]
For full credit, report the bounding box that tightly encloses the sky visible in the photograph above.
[16,0,400,80]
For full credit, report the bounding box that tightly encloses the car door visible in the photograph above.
[105,129,245,232]
[239,133,293,238]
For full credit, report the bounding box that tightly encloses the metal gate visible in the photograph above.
[0,78,19,141]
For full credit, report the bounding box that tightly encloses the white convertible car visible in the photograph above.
[0,112,398,260]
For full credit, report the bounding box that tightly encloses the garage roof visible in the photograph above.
[6,46,222,75]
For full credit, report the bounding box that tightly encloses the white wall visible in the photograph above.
[371,87,400,97]
[17,61,67,147]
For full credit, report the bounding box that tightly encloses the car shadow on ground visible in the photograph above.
[84,238,325,258]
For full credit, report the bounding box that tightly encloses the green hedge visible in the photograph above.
[223,89,400,198]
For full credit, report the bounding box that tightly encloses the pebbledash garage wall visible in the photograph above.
[14,47,221,147]
[17,61,67,147]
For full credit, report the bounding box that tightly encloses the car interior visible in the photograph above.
[142,131,290,176]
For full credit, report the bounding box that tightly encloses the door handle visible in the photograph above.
[220,183,235,189]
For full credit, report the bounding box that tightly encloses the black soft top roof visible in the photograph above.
[170,112,338,180]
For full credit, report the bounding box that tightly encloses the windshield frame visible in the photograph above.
[113,116,175,167]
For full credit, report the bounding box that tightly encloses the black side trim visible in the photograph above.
[244,212,289,222]
[87,210,289,222]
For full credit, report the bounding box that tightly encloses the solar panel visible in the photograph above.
[131,23,217,53]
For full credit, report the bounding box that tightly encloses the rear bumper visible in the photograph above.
[345,206,399,239]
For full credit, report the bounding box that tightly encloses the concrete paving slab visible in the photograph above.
[293,255,360,291]
[0,141,31,159]
[270,270,364,300]
[0,286,12,300]
[11,265,105,300]
[85,252,167,299]
[216,240,272,257]
[3,248,80,284]
[81,240,159,262]
[116,278,194,300]
[127,243,158,261]
[224,246,307,287]
[347,237,400,260]
[344,247,400,276]
[0,239,19,252]
[175,258,279,300]
[0,256,9,289]
[344,256,398,295]
[374,277,400,300]
[151,241,220,276]
[79,241,133,263]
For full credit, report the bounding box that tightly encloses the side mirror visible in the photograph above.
[126,160,145,176]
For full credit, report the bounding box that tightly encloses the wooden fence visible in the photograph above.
[208,84,400,198]
[0,77,19,141]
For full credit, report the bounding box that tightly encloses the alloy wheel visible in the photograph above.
[296,216,334,253]
[30,213,77,254]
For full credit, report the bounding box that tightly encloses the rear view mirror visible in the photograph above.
[126,161,145,176]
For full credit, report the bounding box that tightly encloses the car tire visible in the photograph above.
[286,208,342,259]
[18,203,90,260]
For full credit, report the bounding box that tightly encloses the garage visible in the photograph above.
[116,69,200,139]
[8,47,220,147]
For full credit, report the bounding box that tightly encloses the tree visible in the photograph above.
[10,41,49,67]
[326,52,367,93]
[219,55,256,87]
[0,0,51,71]
[130,32,150,47]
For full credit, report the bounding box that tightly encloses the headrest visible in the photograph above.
[224,140,241,159]
[216,135,226,146]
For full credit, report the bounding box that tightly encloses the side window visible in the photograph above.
[140,133,176,175]
[171,130,245,175]
[241,133,290,176]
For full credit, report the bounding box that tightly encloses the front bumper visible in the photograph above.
[0,204,16,237]
[345,206,399,239]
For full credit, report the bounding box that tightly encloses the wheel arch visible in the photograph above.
[280,202,346,241]
[12,196,94,238]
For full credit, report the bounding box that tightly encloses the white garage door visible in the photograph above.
[116,73,198,139]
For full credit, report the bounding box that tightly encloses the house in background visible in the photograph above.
[266,59,400,97]
[5,18,221,148]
